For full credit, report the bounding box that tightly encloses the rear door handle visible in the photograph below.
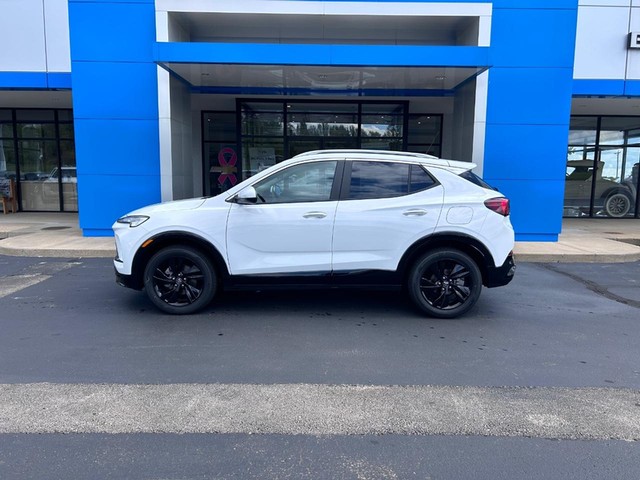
[303,211,327,219]
[403,209,428,217]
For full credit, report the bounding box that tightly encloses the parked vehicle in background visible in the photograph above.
[564,160,636,217]
[113,150,516,319]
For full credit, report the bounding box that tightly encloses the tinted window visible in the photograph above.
[459,170,495,191]
[254,161,337,204]
[410,165,436,192]
[348,161,409,200]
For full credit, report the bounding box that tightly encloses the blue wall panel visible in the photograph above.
[77,174,161,234]
[484,124,570,181]
[156,43,490,68]
[486,68,574,125]
[74,119,160,176]
[494,180,565,242]
[69,0,160,236]
[483,1,578,241]
[69,2,155,62]
[71,62,159,120]
[490,9,578,68]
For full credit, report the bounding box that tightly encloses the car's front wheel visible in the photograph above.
[408,249,482,319]
[143,246,217,314]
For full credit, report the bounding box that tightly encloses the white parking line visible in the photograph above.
[1,383,638,440]
[0,274,51,299]
[0,262,78,298]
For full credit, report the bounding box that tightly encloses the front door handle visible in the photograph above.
[303,211,327,219]
[403,209,428,217]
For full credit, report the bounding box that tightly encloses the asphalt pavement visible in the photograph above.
[1,219,640,478]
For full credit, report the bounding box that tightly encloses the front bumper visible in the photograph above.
[484,254,516,288]
[115,266,141,290]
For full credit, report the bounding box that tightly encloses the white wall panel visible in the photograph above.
[580,0,630,6]
[574,6,630,79]
[0,0,47,72]
[626,7,640,78]
[44,0,71,72]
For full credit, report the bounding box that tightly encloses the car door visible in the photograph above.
[226,160,341,275]
[332,160,444,272]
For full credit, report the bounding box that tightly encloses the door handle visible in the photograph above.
[403,209,428,217]
[303,211,327,219]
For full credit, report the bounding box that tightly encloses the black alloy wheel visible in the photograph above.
[143,246,217,314]
[408,248,482,319]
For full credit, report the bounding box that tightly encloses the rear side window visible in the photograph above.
[347,161,437,200]
[410,164,437,192]
[459,170,495,191]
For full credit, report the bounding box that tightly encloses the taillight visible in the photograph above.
[484,197,510,216]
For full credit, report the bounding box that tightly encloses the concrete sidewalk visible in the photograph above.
[1,212,640,263]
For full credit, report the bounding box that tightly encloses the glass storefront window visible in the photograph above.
[599,117,640,146]
[19,139,59,211]
[569,116,598,146]
[0,109,76,212]
[287,113,358,137]
[206,101,443,198]
[241,138,284,178]
[204,112,235,142]
[565,116,640,218]
[361,114,403,138]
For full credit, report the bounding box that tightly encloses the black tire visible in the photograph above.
[143,246,217,315]
[408,249,482,319]
[604,192,631,218]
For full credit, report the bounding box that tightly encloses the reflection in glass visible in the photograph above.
[361,115,403,138]
[568,116,598,146]
[19,140,59,211]
[349,161,409,200]
[203,112,236,142]
[242,139,284,178]
[599,117,640,146]
[253,161,337,204]
[287,113,357,137]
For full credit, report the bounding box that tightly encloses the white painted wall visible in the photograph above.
[0,0,70,73]
[574,0,640,80]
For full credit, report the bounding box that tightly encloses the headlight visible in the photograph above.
[116,215,149,227]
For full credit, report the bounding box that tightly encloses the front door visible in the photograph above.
[226,160,340,275]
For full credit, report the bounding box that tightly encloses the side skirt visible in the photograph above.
[223,270,403,291]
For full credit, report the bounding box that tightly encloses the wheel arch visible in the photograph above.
[599,186,633,200]
[397,233,495,286]
[128,231,229,290]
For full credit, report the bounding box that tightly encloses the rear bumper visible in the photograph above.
[484,254,516,288]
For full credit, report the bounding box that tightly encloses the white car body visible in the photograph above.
[113,150,515,318]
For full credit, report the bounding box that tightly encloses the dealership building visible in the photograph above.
[1,0,639,239]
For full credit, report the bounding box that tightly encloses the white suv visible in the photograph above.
[113,150,515,318]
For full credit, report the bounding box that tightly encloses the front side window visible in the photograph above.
[348,161,436,200]
[253,161,337,204]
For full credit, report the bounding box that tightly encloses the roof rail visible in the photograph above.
[292,149,439,160]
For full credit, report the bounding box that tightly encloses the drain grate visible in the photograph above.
[41,226,72,231]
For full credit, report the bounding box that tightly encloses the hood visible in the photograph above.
[127,197,207,216]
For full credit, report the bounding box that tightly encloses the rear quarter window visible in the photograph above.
[459,170,496,191]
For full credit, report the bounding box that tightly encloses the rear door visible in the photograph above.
[332,161,444,272]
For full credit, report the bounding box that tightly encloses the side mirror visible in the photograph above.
[235,186,258,205]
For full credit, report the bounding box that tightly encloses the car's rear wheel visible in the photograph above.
[143,246,217,314]
[408,249,482,319]
[604,192,632,217]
